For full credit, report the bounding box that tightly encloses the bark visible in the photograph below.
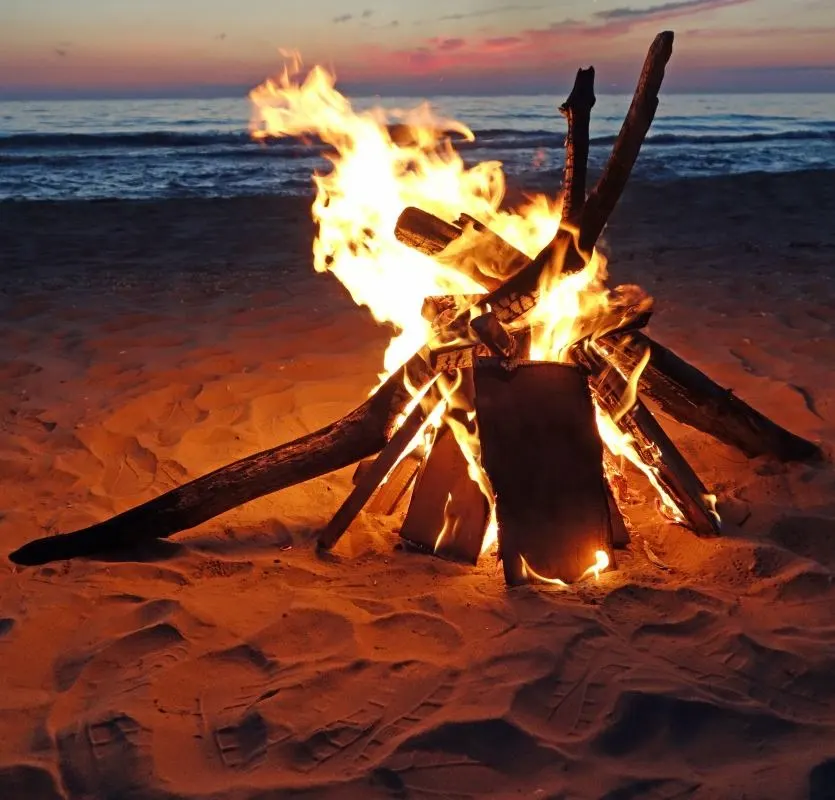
[578,32,674,254]
[400,424,488,565]
[317,380,442,550]
[573,343,720,536]
[605,332,824,462]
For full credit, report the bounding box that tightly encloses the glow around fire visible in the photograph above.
[249,55,701,580]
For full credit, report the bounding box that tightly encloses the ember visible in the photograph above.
[9,31,822,583]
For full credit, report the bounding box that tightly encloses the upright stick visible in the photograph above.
[579,32,674,254]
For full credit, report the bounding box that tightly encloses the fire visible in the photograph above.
[250,54,558,378]
[249,55,703,580]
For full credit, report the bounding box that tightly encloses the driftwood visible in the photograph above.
[399,424,488,564]
[578,32,673,255]
[9,33,688,566]
[318,381,441,550]
[559,67,596,227]
[604,333,823,462]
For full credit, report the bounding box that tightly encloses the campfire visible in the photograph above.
[10,32,822,584]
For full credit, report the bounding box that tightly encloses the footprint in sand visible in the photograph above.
[251,607,356,661]
[768,515,835,571]
[56,712,153,798]
[360,612,463,661]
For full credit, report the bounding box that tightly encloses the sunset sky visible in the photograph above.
[2,0,834,98]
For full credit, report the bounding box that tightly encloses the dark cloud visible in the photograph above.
[214,32,227,41]
[484,36,523,47]
[361,9,373,19]
[596,0,750,22]
[436,37,466,51]
[440,3,542,22]
[55,48,68,58]
[333,13,353,23]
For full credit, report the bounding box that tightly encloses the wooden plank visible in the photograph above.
[474,359,615,585]
[399,425,488,564]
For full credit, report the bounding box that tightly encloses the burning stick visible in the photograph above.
[573,342,720,536]
[318,379,443,550]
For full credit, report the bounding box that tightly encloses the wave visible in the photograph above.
[1,126,833,156]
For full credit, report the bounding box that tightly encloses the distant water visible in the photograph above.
[1,94,834,201]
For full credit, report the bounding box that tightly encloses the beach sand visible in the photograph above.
[1,170,834,799]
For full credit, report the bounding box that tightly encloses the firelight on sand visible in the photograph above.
[249,54,673,579]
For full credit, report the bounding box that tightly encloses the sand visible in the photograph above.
[1,170,834,799]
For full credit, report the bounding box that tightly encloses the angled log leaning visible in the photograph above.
[573,342,720,536]
[602,333,823,462]
[318,380,442,550]
[578,31,673,254]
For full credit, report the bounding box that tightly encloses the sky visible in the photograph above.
[1,0,834,98]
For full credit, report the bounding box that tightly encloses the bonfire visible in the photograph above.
[10,32,821,585]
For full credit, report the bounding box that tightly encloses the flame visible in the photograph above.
[520,549,610,585]
[250,55,560,381]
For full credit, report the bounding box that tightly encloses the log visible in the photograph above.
[469,311,518,362]
[396,209,526,288]
[9,352,434,565]
[399,424,489,564]
[573,342,720,536]
[317,381,442,550]
[604,332,824,463]
[394,209,503,291]
[475,359,615,585]
[367,452,422,515]
[578,32,674,254]
[395,209,821,463]
[559,67,596,227]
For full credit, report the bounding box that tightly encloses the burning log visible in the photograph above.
[573,342,720,536]
[603,333,823,462]
[366,453,421,515]
[475,360,615,585]
[399,424,489,564]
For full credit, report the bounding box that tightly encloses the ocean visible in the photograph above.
[1,93,834,201]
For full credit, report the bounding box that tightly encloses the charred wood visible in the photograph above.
[605,332,824,462]
[475,360,616,585]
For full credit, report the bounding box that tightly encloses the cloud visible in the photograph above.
[431,37,466,51]
[484,36,523,49]
[214,32,227,41]
[361,9,373,19]
[439,3,542,22]
[333,14,353,23]
[55,48,68,58]
[596,0,750,22]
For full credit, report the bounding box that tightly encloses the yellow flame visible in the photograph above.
[250,55,559,382]
[520,549,610,585]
